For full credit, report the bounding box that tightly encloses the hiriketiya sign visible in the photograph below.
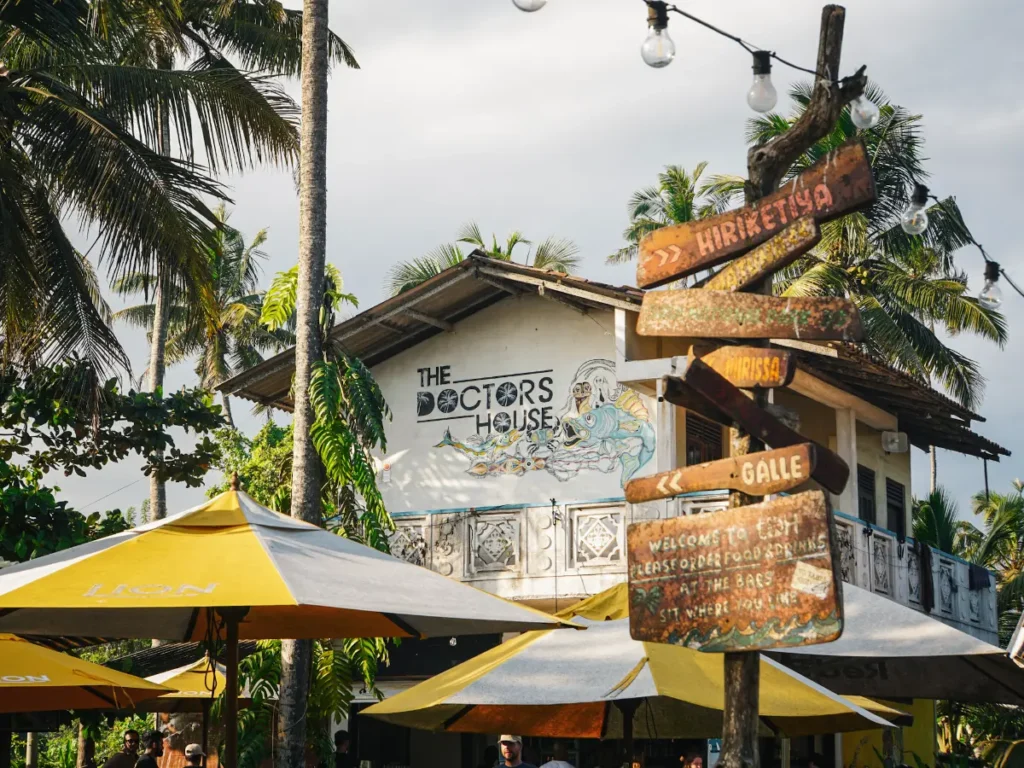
[626,490,843,652]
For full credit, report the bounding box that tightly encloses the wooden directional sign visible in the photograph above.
[638,291,863,342]
[625,443,816,503]
[637,140,876,288]
[627,490,843,651]
[690,344,794,389]
[705,217,820,292]
[664,359,851,495]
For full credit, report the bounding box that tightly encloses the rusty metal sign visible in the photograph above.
[627,490,843,651]
[705,217,820,292]
[636,140,876,288]
[638,291,863,342]
[665,359,851,495]
[690,344,795,389]
[625,443,817,503]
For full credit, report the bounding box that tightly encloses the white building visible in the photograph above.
[222,255,1009,768]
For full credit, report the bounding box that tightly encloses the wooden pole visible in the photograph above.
[614,700,639,768]
[220,609,248,768]
[717,8,865,768]
[201,699,211,765]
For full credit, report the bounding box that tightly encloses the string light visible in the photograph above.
[641,2,675,69]
[979,260,1004,310]
[511,0,546,12]
[900,183,930,235]
[747,51,778,113]
[849,94,880,130]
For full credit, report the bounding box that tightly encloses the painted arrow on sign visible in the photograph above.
[636,140,876,288]
[625,443,818,503]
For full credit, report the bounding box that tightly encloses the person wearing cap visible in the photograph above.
[135,731,165,768]
[102,730,140,768]
[185,744,205,768]
[499,736,535,768]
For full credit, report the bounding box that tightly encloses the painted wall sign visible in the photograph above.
[624,443,816,503]
[690,345,795,389]
[637,291,863,342]
[424,359,655,485]
[636,140,876,287]
[627,490,843,651]
[704,217,820,293]
[665,360,851,495]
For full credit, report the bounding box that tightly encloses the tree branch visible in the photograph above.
[746,5,867,200]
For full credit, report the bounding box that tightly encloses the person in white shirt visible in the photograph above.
[539,742,574,768]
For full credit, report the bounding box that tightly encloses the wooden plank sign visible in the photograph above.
[705,217,820,292]
[625,443,816,503]
[667,359,851,495]
[627,490,843,651]
[636,140,876,288]
[690,344,794,389]
[638,291,863,342]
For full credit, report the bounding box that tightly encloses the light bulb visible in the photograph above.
[641,27,675,68]
[900,183,930,235]
[449,636,458,647]
[512,0,546,11]
[641,2,674,69]
[747,51,777,113]
[979,261,1003,310]
[850,95,880,131]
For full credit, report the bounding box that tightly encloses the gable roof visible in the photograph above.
[219,254,1008,461]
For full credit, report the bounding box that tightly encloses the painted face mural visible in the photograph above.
[427,359,655,485]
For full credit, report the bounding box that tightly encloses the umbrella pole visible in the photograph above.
[613,701,638,768]
[201,699,211,765]
[219,608,248,768]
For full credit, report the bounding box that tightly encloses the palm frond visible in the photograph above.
[384,244,464,296]
[531,237,581,273]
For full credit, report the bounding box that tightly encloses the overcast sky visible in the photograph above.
[58,0,1023,526]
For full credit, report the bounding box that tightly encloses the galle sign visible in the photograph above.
[626,490,843,652]
[637,140,876,288]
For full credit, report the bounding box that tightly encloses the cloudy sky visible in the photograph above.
[59,0,1023,525]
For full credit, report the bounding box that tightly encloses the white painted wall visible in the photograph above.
[372,295,658,513]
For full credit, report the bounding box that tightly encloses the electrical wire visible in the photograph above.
[642,0,857,85]
[927,193,1024,301]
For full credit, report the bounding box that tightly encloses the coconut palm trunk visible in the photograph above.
[147,52,174,523]
[277,0,330,762]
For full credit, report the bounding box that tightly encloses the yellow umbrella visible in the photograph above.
[0,634,171,713]
[364,584,910,744]
[0,488,574,768]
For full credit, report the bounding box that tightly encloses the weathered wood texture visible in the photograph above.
[627,490,843,651]
[664,360,851,495]
[636,141,875,288]
[638,291,864,342]
[624,443,816,503]
[705,218,820,292]
[690,345,795,389]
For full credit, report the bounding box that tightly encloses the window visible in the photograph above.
[686,412,723,466]
[857,465,876,524]
[886,478,907,539]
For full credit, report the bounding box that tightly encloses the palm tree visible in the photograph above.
[386,222,582,296]
[112,205,294,427]
[698,85,1006,410]
[606,162,722,265]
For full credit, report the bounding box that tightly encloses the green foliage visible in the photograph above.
[0,358,224,484]
[385,222,582,296]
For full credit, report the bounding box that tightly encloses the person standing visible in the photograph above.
[540,742,574,768]
[499,736,536,768]
[135,732,165,768]
[335,730,354,768]
[184,745,205,768]
[102,731,139,768]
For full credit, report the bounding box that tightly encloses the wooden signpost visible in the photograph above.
[689,345,795,389]
[664,360,851,495]
[638,291,864,342]
[627,490,843,651]
[704,217,820,292]
[625,443,816,503]
[636,140,876,288]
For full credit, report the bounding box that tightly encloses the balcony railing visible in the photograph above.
[390,492,998,644]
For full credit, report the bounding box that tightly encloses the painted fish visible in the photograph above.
[435,427,520,458]
[560,403,655,483]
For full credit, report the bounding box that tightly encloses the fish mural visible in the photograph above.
[433,359,655,485]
